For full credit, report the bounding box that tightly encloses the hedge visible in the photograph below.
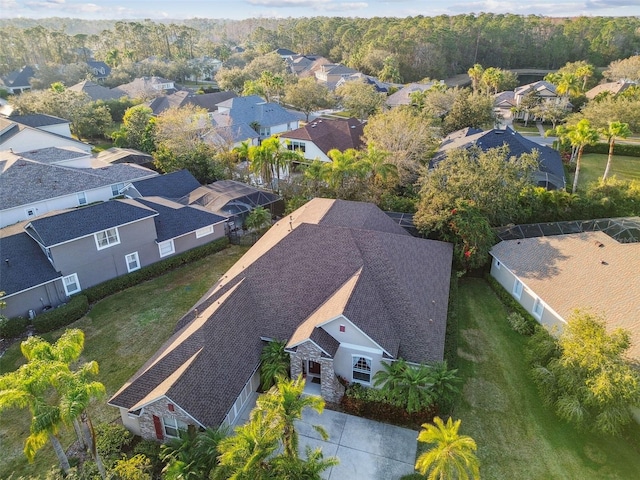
[443,272,460,368]
[33,295,89,334]
[583,142,640,157]
[485,274,539,335]
[83,237,229,304]
[0,315,29,339]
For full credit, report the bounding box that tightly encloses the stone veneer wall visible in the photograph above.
[139,397,198,442]
[290,341,345,403]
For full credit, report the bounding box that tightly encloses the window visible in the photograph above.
[77,192,87,206]
[162,416,187,438]
[287,140,306,153]
[352,356,372,384]
[125,252,140,272]
[111,183,125,197]
[512,279,523,300]
[195,225,214,238]
[94,228,120,250]
[259,127,271,137]
[532,298,544,319]
[63,273,81,296]
[158,239,175,257]
[339,325,346,333]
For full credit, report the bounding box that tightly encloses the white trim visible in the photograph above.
[162,218,228,243]
[512,279,523,300]
[351,355,372,385]
[62,273,81,296]
[94,227,121,250]
[195,225,214,238]
[158,239,175,257]
[1,277,62,299]
[318,315,391,357]
[125,251,140,272]
[532,297,545,320]
[161,415,188,439]
[339,342,384,355]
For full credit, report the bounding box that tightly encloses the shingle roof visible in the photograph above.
[0,152,158,210]
[96,148,154,165]
[0,232,61,296]
[491,232,640,360]
[585,81,635,100]
[386,82,436,107]
[86,61,111,79]
[18,146,88,164]
[135,197,227,242]
[515,80,558,97]
[25,200,157,247]
[9,114,70,128]
[68,80,124,101]
[280,118,364,155]
[1,66,35,88]
[181,180,281,217]
[110,198,452,427]
[132,170,201,200]
[213,95,300,129]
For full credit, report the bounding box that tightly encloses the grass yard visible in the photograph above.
[570,153,640,190]
[453,278,640,479]
[512,123,540,135]
[0,245,247,479]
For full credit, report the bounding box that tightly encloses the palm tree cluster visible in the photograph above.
[0,329,106,477]
[373,359,460,414]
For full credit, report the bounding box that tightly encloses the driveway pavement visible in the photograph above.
[295,408,419,480]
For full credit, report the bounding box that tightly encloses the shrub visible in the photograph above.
[84,237,229,304]
[507,312,535,336]
[32,295,89,334]
[96,423,133,460]
[444,273,459,368]
[485,275,538,335]
[584,142,640,157]
[0,316,29,339]
[133,439,163,476]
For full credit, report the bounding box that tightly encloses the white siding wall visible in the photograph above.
[119,408,142,436]
[38,123,73,138]
[333,344,384,386]
[4,129,91,153]
[270,122,299,136]
[279,138,330,162]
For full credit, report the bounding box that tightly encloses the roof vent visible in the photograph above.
[595,241,604,248]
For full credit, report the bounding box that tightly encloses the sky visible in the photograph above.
[1,0,640,20]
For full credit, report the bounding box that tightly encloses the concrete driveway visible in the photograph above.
[295,408,418,480]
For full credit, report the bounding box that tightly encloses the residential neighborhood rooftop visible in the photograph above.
[280,117,364,155]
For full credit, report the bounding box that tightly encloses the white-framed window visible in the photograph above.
[494,258,501,269]
[125,252,140,272]
[195,225,214,238]
[25,207,37,218]
[162,416,187,438]
[512,279,523,300]
[259,126,271,137]
[77,191,87,206]
[287,140,306,153]
[94,227,120,250]
[111,183,125,197]
[158,239,175,257]
[532,298,544,319]
[352,356,372,384]
[63,273,81,296]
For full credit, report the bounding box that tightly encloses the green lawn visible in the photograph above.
[570,153,640,190]
[512,123,540,135]
[453,278,640,480]
[0,245,247,479]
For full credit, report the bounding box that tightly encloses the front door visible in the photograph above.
[308,361,321,375]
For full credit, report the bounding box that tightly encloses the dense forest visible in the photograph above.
[1,15,640,82]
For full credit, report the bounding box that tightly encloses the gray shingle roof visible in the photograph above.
[0,232,61,296]
[212,95,300,129]
[18,147,88,164]
[135,197,226,242]
[9,114,70,128]
[1,66,35,88]
[132,170,201,200]
[68,80,124,101]
[109,198,452,427]
[26,200,157,247]
[0,153,157,210]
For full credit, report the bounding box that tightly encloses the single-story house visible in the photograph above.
[115,77,181,100]
[490,219,640,361]
[385,82,441,108]
[586,81,636,100]
[108,198,453,440]
[278,117,364,163]
[432,126,566,190]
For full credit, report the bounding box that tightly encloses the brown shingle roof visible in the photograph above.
[109,198,452,427]
[280,117,364,155]
[491,232,640,360]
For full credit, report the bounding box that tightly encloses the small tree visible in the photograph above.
[600,121,632,181]
[259,340,290,391]
[244,206,272,235]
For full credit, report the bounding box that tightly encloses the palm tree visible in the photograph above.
[600,121,632,181]
[566,119,600,193]
[322,148,364,198]
[302,160,326,197]
[467,64,484,94]
[248,137,302,191]
[575,63,594,92]
[255,375,327,459]
[556,73,581,99]
[415,417,480,480]
[427,362,461,411]
[358,145,398,189]
[270,445,339,479]
[259,340,290,391]
[373,360,434,413]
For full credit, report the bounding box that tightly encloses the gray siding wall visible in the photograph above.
[2,280,66,319]
[171,225,226,256]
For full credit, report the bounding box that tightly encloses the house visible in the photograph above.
[286,54,327,77]
[9,113,74,138]
[490,218,640,361]
[86,61,111,82]
[315,64,360,89]
[386,82,441,108]
[68,80,125,102]
[0,66,35,94]
[496,80,569,122]
[0,149,157,228]
[96,147,154,167]
[273,48,298,60]
[108,198,453,440]
[124,169,202,201]
[586,80,636,100]
[115,77,181,100]
[279,117,365,163]
[211,95,302,141]
[147,90,236,117]
[335,73,395,94]
[432,126,566,190]
[0,116,91,153]
[0,198,227,319]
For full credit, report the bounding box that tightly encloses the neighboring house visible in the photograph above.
[386,82,440,108]
[0,149,157,227]
[68,80,125,101]
[124,169,202,201]
[96,147,154,167]
[286,54,327,76]
[273,48,298,60]
[586,80,636,100]
[18,146,93,168]
[432,126,566,190]
[109,198,453,439]
[115,77,180,100]
[315,64,360,89]
[185,57,223,82]
[335,73,396,94]
[0,66,35,94]
[496,80,569,122]
[9,113,73,138]
[147,90,236,116]
[297,56,332,79]
[279,117,365,163]
[0,116,91,153]
[490,218,640,361]
[0,198,227,319]
[211,95,302,140]
[86,61,111,82]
